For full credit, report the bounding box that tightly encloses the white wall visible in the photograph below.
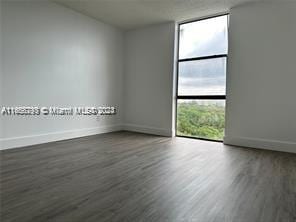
[225,2,296,153]
[123,23,176,136]
[3,1,295,154]
[0,1,124,149]
[0,2,3,141]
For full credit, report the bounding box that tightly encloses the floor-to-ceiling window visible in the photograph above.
[176,14,228,141]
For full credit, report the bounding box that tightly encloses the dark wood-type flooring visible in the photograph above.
[1,131,296,222]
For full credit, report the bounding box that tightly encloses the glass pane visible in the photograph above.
[177,100,225,140]
[179,15,228,59]
[178,57,226,96]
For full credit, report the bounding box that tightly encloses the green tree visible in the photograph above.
[177,101,225,140]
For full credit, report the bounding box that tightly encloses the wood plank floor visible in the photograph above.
[0,131,296,222]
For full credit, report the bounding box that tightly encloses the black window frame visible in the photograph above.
[175,13,229,142]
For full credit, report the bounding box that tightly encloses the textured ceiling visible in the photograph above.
[53,0,266,30]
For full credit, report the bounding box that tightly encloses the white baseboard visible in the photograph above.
[123,124,172,137]
[0,123,171,150]
[224,136,296,154]
[0,124,122,150]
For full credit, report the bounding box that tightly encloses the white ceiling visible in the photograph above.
[53,0,263,30]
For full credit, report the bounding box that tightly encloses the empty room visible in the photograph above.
[0,0,295,221]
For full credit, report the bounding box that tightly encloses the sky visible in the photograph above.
[178,15,228,96]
